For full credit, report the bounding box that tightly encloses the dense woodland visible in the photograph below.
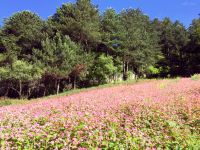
[0,0,199,99]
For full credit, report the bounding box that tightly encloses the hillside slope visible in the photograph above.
[0,78,199,149]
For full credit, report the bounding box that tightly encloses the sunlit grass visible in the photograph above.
[0,99,28,107]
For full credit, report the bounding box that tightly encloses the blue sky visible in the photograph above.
[0,0,199,27]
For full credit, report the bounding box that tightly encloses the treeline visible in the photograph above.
[0,0,199,99]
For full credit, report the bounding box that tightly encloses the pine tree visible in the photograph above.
[158,18,189,76]
[100,9,121,55]
[1,11,46,59]
[187,18,200,74]
[33,33,88,94]
[50,0,101,51]
[119,9,161,78]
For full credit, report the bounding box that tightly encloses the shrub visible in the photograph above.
[191,74,200,80]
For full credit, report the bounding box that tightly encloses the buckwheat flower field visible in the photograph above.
[0,78,199,149]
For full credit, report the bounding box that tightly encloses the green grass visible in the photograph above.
[0,99,28,107]
[191,74,200,81]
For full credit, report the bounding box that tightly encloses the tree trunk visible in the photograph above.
[43,88,46,97]
[179,50,183,76]
[19,80,22,99]
[123,61,129,81]
[4,87,9,100]
[56,80,60,95]
[73,76,77,89]
[126,62,129,73]
[28,88,31,98]
[123,61,126,80]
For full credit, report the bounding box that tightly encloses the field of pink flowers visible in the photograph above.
[0,78,200,149]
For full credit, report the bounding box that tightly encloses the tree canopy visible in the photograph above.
[0,0,199,99]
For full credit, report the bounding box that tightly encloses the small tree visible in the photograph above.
[90,54,117,84]
[0,60,43,99]
[33,33,88,94]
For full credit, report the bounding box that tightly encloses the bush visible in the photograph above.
[90,54,117,84]
[191,74,200,80]
[146,66,161,78]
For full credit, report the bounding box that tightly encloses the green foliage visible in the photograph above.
[0,100,12,107]
[90,54,117,84]
[126,71,135,80]
[51,0,101,50]
[101,9,121,54]
[12,60,43,81]
[118,9,161,77]
[191,74,200,80]
[0,100,27,107]
[34,33,81,77]
[33,33,89,94]
[0,60,43,98]
[187,19,200,75]
[0,0,199,98]
[1,11,46,58]
[0,60,43,82]
[154,18,190,76]
[0,66,9,81]
[147,66,160,75]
